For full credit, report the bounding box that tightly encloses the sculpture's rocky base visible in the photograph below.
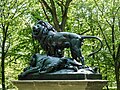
[12,80,107,90]
[18,68,102,80]
[19,73,102,80]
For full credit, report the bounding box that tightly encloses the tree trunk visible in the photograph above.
[50,0,60,31]
[115,44,120,90]
[1,54,5,90]
[60,0,72,31]
[115,62,120,90]
[1,23,9,90]
[1,37,6,90]
[40,0,72,32]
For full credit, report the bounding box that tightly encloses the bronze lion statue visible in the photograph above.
[18,53,97,79]
[18,53,83,78]
[32,20,102,65]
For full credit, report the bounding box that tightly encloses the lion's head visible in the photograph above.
[32,20,56,39]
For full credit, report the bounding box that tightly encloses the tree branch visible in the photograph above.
[50,0,60,31]
[60,0,72,31]
[98,22,113,56]
[40,0,60,31]
[115,7,120,17]
[93,0,103,15]
[40,1,50,23]
[94,0,112,28]
[40,0,52,14]
[79,29,91,35]
[57,0,64,14]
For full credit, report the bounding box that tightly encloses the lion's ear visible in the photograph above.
[37,20,43,25]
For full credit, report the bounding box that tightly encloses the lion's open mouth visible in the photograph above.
[33,29,39,35]
[32,26,40,35]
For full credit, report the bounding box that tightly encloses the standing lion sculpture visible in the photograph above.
[32,20,102,65]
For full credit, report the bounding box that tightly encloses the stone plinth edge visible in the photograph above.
[12,80,108,90]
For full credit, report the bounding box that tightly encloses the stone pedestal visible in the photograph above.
[12,80,107,90]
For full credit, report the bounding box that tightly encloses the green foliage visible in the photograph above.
[0,0,120,89]
[67,0,120,89]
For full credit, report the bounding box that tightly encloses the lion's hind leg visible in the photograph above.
[70,39,85,66]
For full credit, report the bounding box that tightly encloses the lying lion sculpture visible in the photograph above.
[19,53,83,78]
[18,53,97,79]
[32,20,102,65]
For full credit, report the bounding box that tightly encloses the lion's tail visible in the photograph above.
[80,36,103,57]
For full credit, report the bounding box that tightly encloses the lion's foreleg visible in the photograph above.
[19,66,40,78]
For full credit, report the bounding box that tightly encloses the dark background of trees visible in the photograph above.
[0,0,120,90]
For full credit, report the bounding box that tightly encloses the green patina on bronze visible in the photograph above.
[18,20,103,80]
